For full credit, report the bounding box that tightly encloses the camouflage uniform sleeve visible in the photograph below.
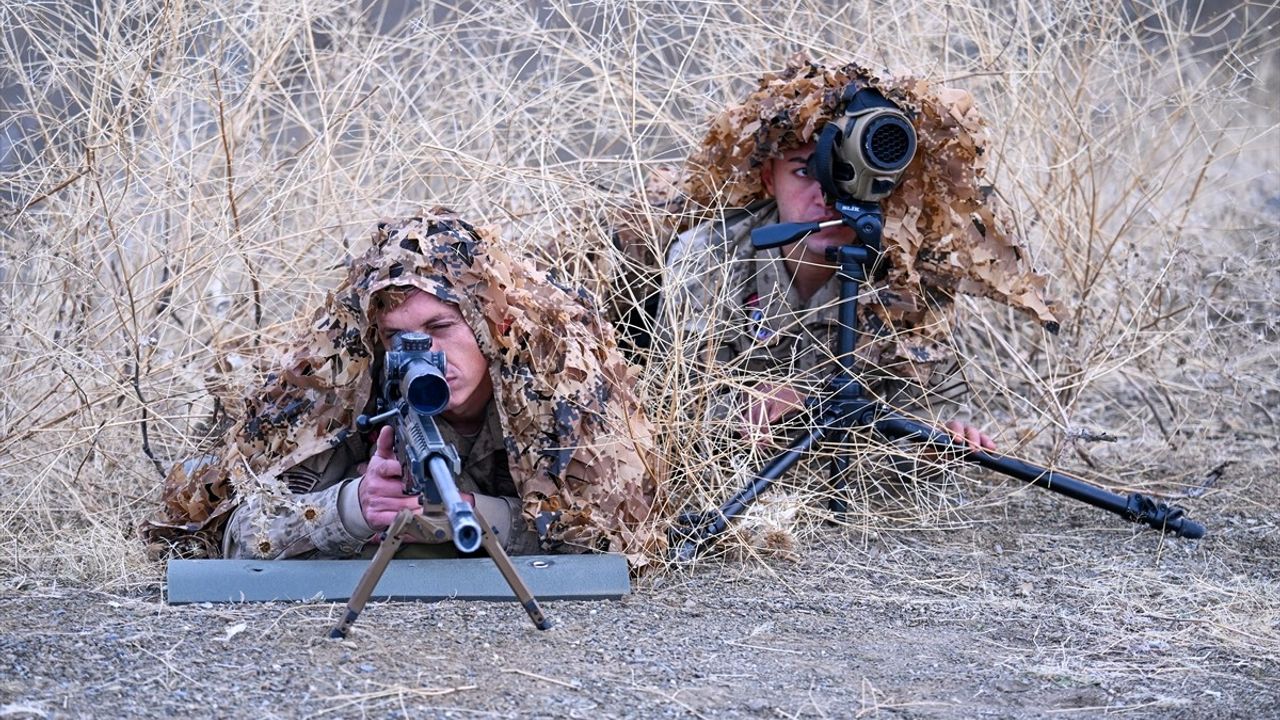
[221,446,370,559]
[658,220,743,366]
[664,222,763,430]
[472,494,543,555]
[875,356,970,421]
[662,205,808,426]
[458,414,547,556]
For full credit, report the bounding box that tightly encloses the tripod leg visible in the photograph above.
[669,425,822,561]
[474,507,552,630]
[873,413,1207,538]
[827,454,851,518]
[328,508,414,639]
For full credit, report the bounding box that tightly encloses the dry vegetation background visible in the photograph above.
[0,0,1277,716]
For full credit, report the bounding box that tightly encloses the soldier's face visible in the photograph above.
[761,141,856,256]
[377,289,494,429]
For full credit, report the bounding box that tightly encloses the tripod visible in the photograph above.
[669,199,1206,561]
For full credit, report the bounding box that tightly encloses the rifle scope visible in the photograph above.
[387,332,450,416]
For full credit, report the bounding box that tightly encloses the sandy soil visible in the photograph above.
[2,470,1276,720]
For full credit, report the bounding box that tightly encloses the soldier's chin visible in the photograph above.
[441,390,467,417]
[441,384,493,426]
[804,230,856,252]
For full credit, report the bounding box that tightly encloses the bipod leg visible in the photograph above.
[328,508,415,639]
[473,507,552,630]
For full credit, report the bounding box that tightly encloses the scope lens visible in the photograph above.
[404,366,450,415]
[862,116,915,171]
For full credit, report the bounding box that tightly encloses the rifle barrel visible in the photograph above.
[427,454,483,552]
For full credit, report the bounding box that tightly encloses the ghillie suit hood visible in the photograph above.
[615,54,1059,335]
[145,210,665,568]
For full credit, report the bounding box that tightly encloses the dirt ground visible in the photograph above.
[2,3,1276,717]
[2,467,1276,720]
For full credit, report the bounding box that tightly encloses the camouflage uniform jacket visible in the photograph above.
[222,400,543,559]
[660,201,964,416]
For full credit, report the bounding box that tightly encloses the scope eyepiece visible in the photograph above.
[861,113,915,171]
[809,87,917,203]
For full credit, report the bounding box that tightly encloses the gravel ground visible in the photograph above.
[2,476,1276,720]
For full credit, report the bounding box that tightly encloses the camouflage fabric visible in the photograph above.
[661,201,964,414]
[615,54,1059,334]
[144,210,666,569]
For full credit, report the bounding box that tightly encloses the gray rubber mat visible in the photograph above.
[166,554,630,604]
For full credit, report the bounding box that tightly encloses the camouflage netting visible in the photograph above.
[144,210,666,569]
[616,54,1059,332]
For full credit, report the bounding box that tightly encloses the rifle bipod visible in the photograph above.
[669,201,1206,561]
[329,506,552,638]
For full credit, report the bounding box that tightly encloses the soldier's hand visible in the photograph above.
[942,419,996,451]
[357,426,420,532]
[741,383,805,444]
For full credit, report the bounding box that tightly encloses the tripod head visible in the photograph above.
[750,199,888,281]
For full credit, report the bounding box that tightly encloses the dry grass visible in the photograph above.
[1,0,1276,654]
